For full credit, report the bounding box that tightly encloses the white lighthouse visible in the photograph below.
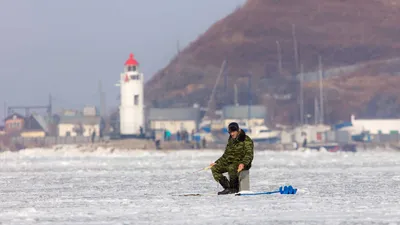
[119,53,144,136]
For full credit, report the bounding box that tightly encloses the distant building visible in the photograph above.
[58,115,102,137]
[148,107,201,133]
[61,109,80,116]
[351,114,400,135]
[291,124,331,144]
[3,113,25,134]
[0,125,5,136]
[3,113,52,137]
[222,105,267,128]
[20,114,49,138]
[83,106,98,116]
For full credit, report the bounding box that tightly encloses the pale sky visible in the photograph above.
[0,0,245,122]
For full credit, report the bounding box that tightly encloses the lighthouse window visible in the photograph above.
[130,75,140,80]
[128,66,137,72]
[134,95,139,105]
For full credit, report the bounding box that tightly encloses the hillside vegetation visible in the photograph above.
[145,0,400,125]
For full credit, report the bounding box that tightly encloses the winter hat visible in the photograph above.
[228,122,239,132]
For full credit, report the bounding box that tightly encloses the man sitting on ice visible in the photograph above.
[210,122,254,195]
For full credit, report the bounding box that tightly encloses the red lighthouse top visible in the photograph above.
[124,53,139,66]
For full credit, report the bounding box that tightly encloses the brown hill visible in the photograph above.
[145,0,400,125]
[304,58,400,121]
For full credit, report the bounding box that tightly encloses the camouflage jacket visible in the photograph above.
[215,129,254,169]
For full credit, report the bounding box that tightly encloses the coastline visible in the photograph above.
[2,136,400,153]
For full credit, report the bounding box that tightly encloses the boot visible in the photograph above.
[217,176,232,195]
[229,176,239,193]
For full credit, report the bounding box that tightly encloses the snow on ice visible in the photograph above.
[0,147,400,224]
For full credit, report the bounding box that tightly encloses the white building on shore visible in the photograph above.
[350,114,400,135]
